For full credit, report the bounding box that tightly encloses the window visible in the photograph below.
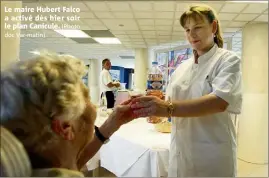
[155,48,192,92]
[82,64,89,87]
[156,52,169,91]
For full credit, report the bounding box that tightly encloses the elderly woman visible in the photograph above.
[0,53,135,176]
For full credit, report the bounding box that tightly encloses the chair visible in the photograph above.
[0,126,32,177]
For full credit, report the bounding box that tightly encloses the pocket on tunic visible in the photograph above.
[203,76,213,95]
[190,78,212,98]
[194,76,213,97]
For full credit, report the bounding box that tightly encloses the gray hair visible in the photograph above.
[1,52,88,152]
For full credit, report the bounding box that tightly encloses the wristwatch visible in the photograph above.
[94,126,110,144]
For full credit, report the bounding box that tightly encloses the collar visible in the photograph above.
[193,43,218,64]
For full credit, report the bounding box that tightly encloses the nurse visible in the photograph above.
[131,4,242,177]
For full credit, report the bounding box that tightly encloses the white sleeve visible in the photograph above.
[211,52,243,114]
[102,71,113,86]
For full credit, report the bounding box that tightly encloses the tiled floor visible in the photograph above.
[85,159,268,177]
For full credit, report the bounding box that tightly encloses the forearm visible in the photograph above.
[171,94,228,118]
[77,135,103,170]
[107,82,118,88]
[77,117,119,169]
[99,115,119,138]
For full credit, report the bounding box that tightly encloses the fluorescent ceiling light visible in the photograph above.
[228,0,265,2]
[54,30,90,38]
[29,51,40,55]
[93,38,121,44]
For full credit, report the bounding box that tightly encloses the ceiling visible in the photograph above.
[19,0,268,62]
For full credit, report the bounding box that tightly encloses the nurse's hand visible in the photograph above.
[113,82,121,88]
[130,96,169,118]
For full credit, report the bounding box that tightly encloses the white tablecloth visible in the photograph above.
[85,151,100,171]
[86,110,238,176]
[99,118,171,177]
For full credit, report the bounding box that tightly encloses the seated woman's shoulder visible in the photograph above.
[32,168,84,177]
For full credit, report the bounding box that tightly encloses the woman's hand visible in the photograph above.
[130,96,169,118]
[111,102,137,128]
[114,82,121,88]
[110,95,146,127]
[99,98,138,138]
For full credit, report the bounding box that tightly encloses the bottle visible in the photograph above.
[147,61,163,92]
[146,61,164,124]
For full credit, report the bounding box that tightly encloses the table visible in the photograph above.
[99,118,171,177]
[88,110,239,177]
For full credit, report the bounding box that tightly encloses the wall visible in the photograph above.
[111,66,125,82]
[111,66,133,89]
[1,1,22,69]
[237,23,268,164]
[110,58,135,69]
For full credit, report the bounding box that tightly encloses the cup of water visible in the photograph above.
[120,83,127,90]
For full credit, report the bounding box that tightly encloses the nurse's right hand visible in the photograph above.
[113,82,120,88]
[130,96,169,118]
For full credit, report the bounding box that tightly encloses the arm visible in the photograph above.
[107,82,120,88]
[103,71,120,88]
[77,103,135,169]
[77,116,118,170]
[169,94,228,117]
[131,52,242,118]
[131,94,228,118]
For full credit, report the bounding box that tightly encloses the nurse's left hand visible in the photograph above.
[130,96,169,118]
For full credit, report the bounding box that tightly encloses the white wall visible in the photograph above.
[237,23,268,164]
[87,59,101,105]
[109,58,135,68]
[1,1,22,69]
[148,48,155,69]
[111,48,154,69]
